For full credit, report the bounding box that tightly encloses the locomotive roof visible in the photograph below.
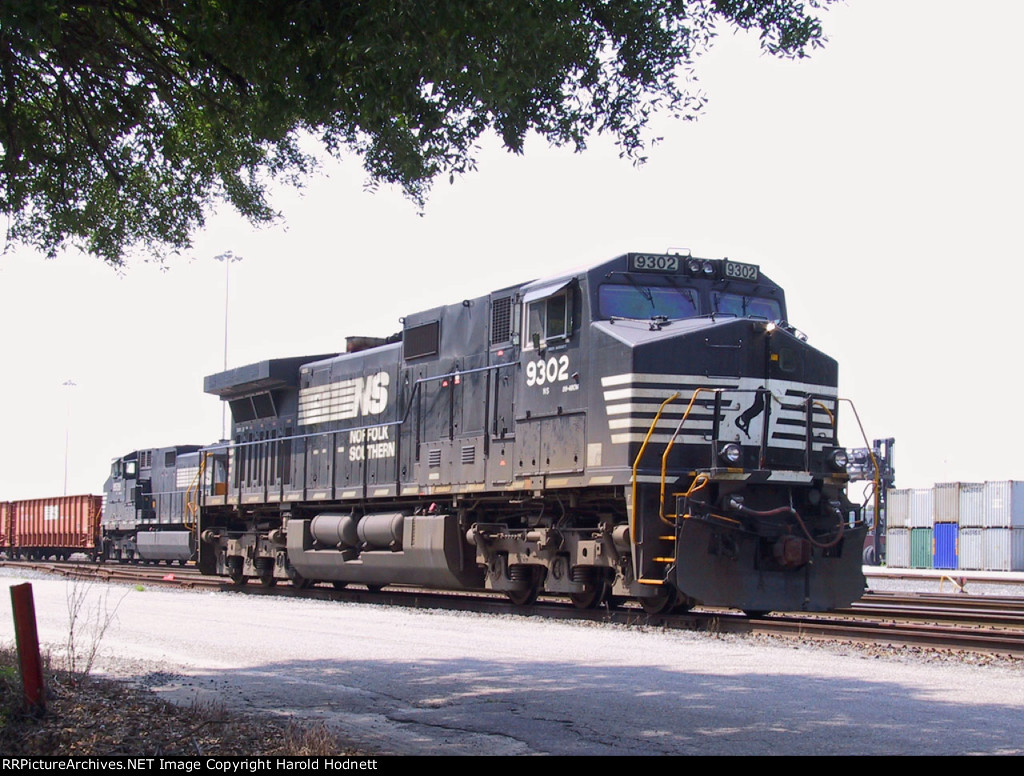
[204,252,783,394]
[301,341,402,371]
[519,253,780,296]
[204,353,337,398]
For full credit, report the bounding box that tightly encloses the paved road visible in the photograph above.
[3,570,1023,755]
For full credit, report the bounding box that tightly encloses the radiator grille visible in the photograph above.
[491,297,512,344]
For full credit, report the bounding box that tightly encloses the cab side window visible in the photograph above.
[526,290,571,349]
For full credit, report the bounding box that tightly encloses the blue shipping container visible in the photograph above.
[933,522,958,569]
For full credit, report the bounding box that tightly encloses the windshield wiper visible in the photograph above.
[609,314,673,331]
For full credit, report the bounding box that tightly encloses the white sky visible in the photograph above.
[1,0,1022,500]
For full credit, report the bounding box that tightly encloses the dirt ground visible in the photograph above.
[0,657,371,757]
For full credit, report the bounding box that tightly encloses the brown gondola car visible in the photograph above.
[10,495,103,561]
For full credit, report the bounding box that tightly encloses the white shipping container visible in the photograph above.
[982,527,1024,571]
[885,527,911,568]
[933,482,969,524]
[959,483,985,528]
[886,489,911,529]
[982,481,1024,528]
[957,527,984,570]
[909,488,934,528]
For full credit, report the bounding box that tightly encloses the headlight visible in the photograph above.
[827,448,849,472]
[719,443,742,466]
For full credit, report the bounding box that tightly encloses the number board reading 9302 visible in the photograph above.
[723,261,759,281]
[627,253,680,273]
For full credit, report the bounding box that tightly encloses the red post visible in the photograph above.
[10,582,46,715]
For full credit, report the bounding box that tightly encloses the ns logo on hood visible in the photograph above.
[298,371,390,425]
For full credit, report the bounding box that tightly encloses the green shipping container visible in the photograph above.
[911,527,934,569]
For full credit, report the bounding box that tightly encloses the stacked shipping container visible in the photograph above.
[980,481,1024,571]
[885,481,1024,571]
[932,482,959,570]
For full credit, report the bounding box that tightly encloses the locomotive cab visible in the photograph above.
[585,254,866,612]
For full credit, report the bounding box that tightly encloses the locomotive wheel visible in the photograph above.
[672,595,696,614]
[255,558,276,588]
[638,590,675,615]
[569,577,609,610]
[503,565,544,606]
[227,557,246,586]
[286,566,312,589]
[506,586,541,606]
[332,581,348,590]
[506,566,543,606]
[366,584,385,593]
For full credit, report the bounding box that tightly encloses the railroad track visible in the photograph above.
[0,559,222,590]
[5,559,1024,657]
[845,591,1024,628]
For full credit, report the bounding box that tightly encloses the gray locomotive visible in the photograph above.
[188,251,866,614]
[102,445,204,563]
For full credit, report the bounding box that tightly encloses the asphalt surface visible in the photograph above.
[2,568,1023,756]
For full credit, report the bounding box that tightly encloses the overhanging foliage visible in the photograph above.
[0,0,834,265]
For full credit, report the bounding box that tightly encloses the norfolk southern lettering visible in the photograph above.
[347,427,395,461]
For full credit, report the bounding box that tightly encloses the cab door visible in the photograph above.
[514,279,586,477]
[488,293,519,485]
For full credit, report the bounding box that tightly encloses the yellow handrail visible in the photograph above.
[630,392,680,546]
[667,473,710,521]
[184,452,211,530]
[659,387,716,522]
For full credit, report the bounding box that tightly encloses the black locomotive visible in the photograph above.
[107,251,868,613]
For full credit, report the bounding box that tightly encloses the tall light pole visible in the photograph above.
[62,379,77,495]
[213,251,243,440]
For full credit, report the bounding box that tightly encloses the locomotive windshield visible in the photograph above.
[598,284,698,320]
[712,292,782,320]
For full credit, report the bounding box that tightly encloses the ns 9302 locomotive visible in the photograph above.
[109,251,869,614]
